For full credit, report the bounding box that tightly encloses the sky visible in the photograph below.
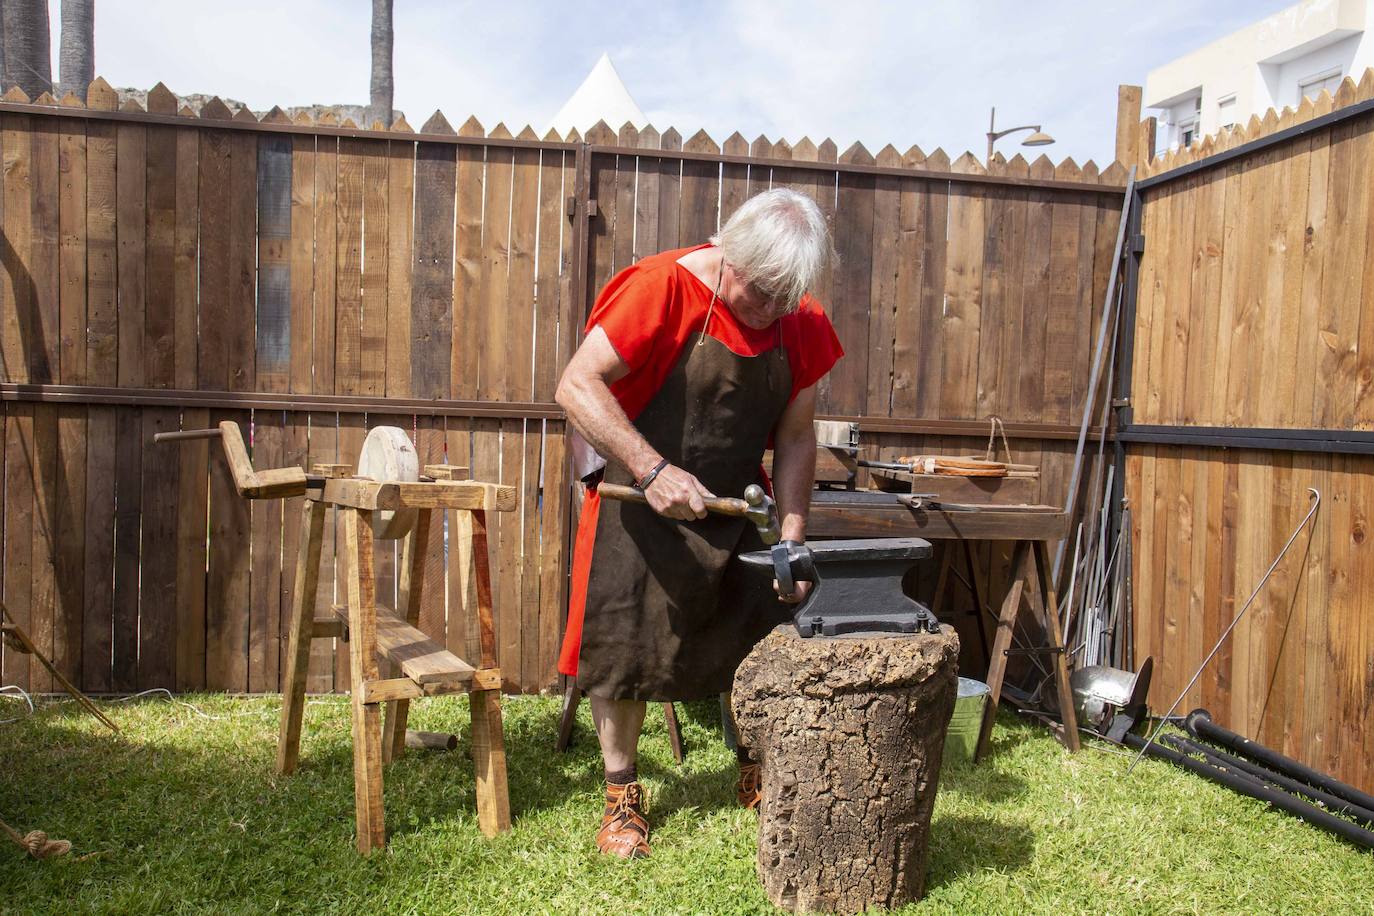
[54,0,1297,166]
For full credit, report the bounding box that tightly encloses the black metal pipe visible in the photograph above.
[1123,733,1374,850]
[1185,709,1374,813]
[1161,735,1374,828]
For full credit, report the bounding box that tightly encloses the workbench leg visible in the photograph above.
[662,703,685,763]
[930,543,955,617]
[975,541,1031,763]
[383,511,432,764]
[555,682,580,752]
[277,499,327,776]
[1033,541,1081,752]
[345,508,386,854]
[469,687,512,835]
[961,540,993,669]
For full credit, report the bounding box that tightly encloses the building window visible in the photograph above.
[1298,67,1343,102]
[1177,96,1202,148]
[1217,94,1236,130]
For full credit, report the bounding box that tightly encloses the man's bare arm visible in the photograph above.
[769,384,819,601]
[555,327,713,519]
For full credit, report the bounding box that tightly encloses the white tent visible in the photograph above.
[549,53,647,137]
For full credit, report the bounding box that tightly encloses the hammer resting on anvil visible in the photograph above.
[597,482,781,545]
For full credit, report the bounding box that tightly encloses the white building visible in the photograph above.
[1145,0,1374,152]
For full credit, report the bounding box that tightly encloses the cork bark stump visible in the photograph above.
[733,627,960,913]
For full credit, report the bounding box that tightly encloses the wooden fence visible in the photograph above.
[0,78,1125,696]
[1123,71,1374,791]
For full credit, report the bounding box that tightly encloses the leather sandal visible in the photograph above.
[596,782,651,859]
[736,762,762,810]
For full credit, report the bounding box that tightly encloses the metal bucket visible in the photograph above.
[944,677,990,764]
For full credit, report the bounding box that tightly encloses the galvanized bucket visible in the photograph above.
[943,677,990,764]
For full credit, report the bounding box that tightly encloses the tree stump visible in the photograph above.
[733,626,960,913]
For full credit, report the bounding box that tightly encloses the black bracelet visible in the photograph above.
[635,458,670,491]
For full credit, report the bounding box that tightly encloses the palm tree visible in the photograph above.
[368,0,393,128]
[57,0,92,102]
[2,0,53,99]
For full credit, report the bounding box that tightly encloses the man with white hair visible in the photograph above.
[555,188,843,859]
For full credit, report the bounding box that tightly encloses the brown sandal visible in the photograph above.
[596,782,651,859]
[736,762,762,810]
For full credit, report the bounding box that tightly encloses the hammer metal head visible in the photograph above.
[743,483,781,545]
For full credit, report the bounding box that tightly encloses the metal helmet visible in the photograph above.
[1070,656,1153,734]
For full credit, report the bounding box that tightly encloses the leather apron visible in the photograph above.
[577,328,794,701]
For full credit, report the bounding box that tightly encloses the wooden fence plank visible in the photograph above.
[139,407,179,688]
[111,406,142,691]
[313,138,338,395]
[248,410,285,693]
[335,139,364,397]
[360,142,388,397]
[206,411,251,692]
[385,138,414,398]
[3,112,33,384]
[479,139,514,401]
[29,404,58,692]
[533,146,565,401]
[679,130,720,247]
[174,406,209,691]
[507,147,539,401]
[865,147,900,418]
[452,138,483,400]
[145,124,176,388]
[289,135,315,394]
[823,143,875,418]
[116,118,146,388]
[3,405,33,688]
[53,404,85,685]
[914,153,952,419]
[412,141,456,400]
[174,127,199,390]
[256,135,293,393]
[31,116,59,383]
[197,129,231,390]
[58,115,87,385]
[1042,160,1083,424]
[307,411,337,693]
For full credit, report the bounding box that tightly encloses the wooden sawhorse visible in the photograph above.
[275,463,517,854]
[972,540,1079,761]
[156,424,520,854]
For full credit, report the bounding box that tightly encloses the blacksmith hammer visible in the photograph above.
[597,481,781,545]
[740,538,941,637]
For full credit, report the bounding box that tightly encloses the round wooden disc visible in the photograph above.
[358,425,420,539]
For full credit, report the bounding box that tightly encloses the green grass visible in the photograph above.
[0,692,1369,914]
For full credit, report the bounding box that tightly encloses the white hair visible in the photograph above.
[710,188,833,313]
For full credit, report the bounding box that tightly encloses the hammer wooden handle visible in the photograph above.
[597,482,749,517]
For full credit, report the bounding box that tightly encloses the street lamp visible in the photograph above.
[986,106,1055,163]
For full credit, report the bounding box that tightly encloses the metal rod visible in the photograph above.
[1115,423,1374,455]
[1183,709,1374,813]
[1123,733,1374,850]
[1128,488,1322,772]
[1162,734,1374,827]
[1055,168,1135,584]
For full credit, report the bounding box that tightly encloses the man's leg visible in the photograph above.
[590,696,647,771]
[589,696,652,859]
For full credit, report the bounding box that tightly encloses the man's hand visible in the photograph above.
[643,465,714,520]
[775,579,812,604]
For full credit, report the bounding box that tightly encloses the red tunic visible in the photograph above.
[557,245,844,678]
